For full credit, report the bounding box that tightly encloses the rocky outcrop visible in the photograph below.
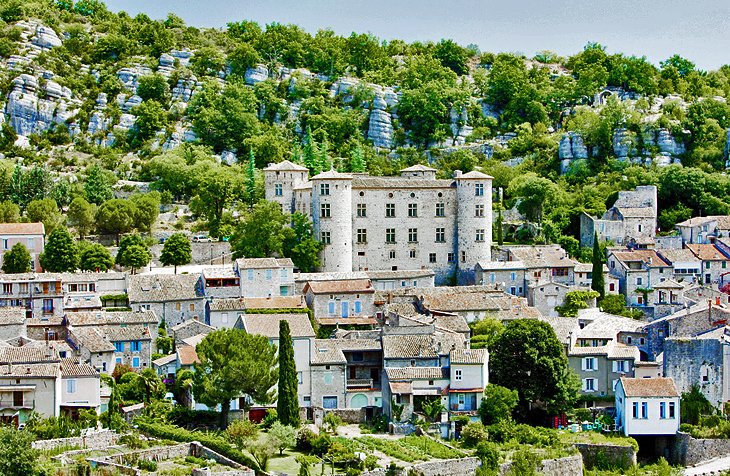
[367,95,393,148]
[117,65,153,92]
[613,128,638,158]
[244,64,268,85]
[449,106,472,146]
[32,25,62,49]
[559,132,588,173]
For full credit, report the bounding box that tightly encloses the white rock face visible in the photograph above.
[655,128,685,156]
[32,25,62,49]
[245,64,269,85]
[613,129,637,158]
[117,65,153,92]
[367,94,393,149]
[559,132,589,174]
[220,150,237,165]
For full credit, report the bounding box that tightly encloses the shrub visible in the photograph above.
[118,433,148,449]
[508,448,540,476]
[476,441,500,471]
[138,459,158,471]
[262,408,278,429]
[311,434,331,456]
[461,422,488,448]
[296,427,316,452]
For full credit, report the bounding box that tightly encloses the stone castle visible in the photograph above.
[264,161,493,284]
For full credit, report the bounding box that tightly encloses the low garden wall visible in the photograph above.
[32,429,121,451]
[574,442,637,469]
[499,454,583,476]
[362,454,583,476]
[671,432,730,466]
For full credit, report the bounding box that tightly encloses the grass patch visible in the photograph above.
[355,436,428,463]
[400,436,465,459]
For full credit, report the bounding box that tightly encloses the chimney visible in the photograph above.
[717,297,721,306]
[453,170,462,178]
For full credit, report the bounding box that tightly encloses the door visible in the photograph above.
[323,396,338,409]
[341,301,349,318]
[350,394,368,409]
[13,391,23,407]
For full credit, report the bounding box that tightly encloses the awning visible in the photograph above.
[0,386,35,392]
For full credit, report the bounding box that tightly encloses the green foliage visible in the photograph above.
[421,397,444,422]
[115,234,151,272]
[490,319,580,415]
[40,226,78,272]
[480,384,519,425]
[283,212,323,272]
[137,74,170,103]
[130,192,161,233]
[681,385,714,425]
[0,425,43,476]
[591,232,605,299]
[96,199,136,240]
[461,422,488,447]
[470,317,504,350]
[160,232,192,272]
[78,241,114,271]
[507,448,540,476]
[277,319,300,427]
[84,163,115,205]
[2,242,31,273]
[193,329,278,426]
[555,290,600,317]
[67,197,96,238]
[231,200,292,258]
[324,412,343,434]
[26,198,63,234]
[226,419,260,450]
[269,421,297,455]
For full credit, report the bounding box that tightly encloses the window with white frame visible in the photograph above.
[455,369,462,381]
[582,357,597,371]
[320,183,330,196]
[475,229,485,242]
[475,183,484,196]
[582,378,596,392]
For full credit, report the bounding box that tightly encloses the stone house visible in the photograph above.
[474,260,526,296]
[152,344,199,384]
[574,262,619,295]
[235,258,295,297]
[615,377,680,437]
[310,338,383,411]
[303,279,376,325]
[266,166,493,285]
[65,311,158,370]
[128,274,204,327]
[0,273,64,319]
[365,270,436,291]
[0,222,45,272]
[569,341,640,400]
[527,282,593,318]
[448,348,488,416]
[60,359,101,418]
[60,271,127,312]
[580,185,657,248]
[687,243,730,286]
[239,313,315,408]
[655,248,702,283]
[504,245,578,289]
[663,326,728,408]
[0,307,26,341]
[200,267,240,299]
[607,249,672,309]
[170,318,214,346]
[67,326,116,375]
[0,362,60,424]
[675,215,730,245]
[25,316,66,342]
[205,295,307,329]
[263,160,310,213]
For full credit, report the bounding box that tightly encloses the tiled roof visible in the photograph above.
[676,215,730,229]
[389,381,412,394]
[610,250,669,268]
[455,170,493,179]
[686,244,729,261]
[60,359,99,378]
[619,377,679,397]
[568,341,640,360]
[128,274,201,302]
[64,295,102,310]
[657,249,700,264]
[400,164,437,172]
[365,269,435,280]
[70,327,115,352]
[0,307,26,325]
[311,340,347,364]
[235,257,282,269]
[450,348,487,364]
[102,327,152,342]
[541,316,581,345]
[653,279,684,289]
[476,260,526,271]
[208,295,306,311]
[385,367,447,380]
[264,160,309,172]
[311,170,352,180]
[351,176,453,190]
[0,222,44,235]
[382,334,466,359]
[576,309,645,340]
[242,314,315,338]
[25,317,64,327]
[508,245,577,269]
[305,279,374,294]
[182,333,207,348]
[66,310,157,326]
[297,271,369,282]
[0,345,58,363]
[0,362,59,377]
[152,353,177,367]
[202,267,238,279]
[171,319,215,333]
[177,345,199,366]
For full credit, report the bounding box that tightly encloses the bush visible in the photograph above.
[476,441,500,471]
[137,459,158,471]
[486,422,558,447]
[508,448,540,476]
[262,408,278,429]
[461,422,488,448]
[118,433,149,449]
[296,427,316,452]
[311,434,331,456]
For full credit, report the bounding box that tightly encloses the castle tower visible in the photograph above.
[264,160,310,213]
[455,170,493,284]
[311,170,353,272]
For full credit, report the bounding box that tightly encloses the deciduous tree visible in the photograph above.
[159,233,192,273]
[2,242,30,274]
[39,227,78,272]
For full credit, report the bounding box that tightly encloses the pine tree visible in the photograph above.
[277,320,300,427]
[246,149,257,205]
[291,143,303,165]
[39,227,79,272]
[350,144,366,173]
[591,232,605,299]
[496,202,503,246]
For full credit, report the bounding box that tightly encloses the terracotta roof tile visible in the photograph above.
[60,359,99,378]
[0,222,44,235]
[242,313,315,338]
[305,279,374,294]
[686,244,729,261]
[450,348,487,364]
[385,367,447,380]
[177,345,199,366]
[619,377,679,397]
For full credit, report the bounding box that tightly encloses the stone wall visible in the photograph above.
[574,443,637,469]
[32,429,121,451]
[362,454,582,476]
[671,432,730,466]
[192,470,255,476]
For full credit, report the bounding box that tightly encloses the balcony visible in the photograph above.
[346,378,379,390]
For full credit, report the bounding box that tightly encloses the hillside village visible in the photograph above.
[2,1,730,475]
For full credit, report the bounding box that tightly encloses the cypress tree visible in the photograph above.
[350,144,366,173]
[246,149,256,204]
[318,134,331,172]
[277,320,300,427]
[496,203,503,246]
[303,127,320,175]
[591,232,605,299]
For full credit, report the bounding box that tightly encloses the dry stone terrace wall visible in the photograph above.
[32,429,120,451]
[672,432,730,466]
[361,454,583,476]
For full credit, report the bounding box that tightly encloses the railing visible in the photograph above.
[346,378,375,389]
[0,398,33,409]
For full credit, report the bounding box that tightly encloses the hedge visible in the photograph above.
[135,419,259,472]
